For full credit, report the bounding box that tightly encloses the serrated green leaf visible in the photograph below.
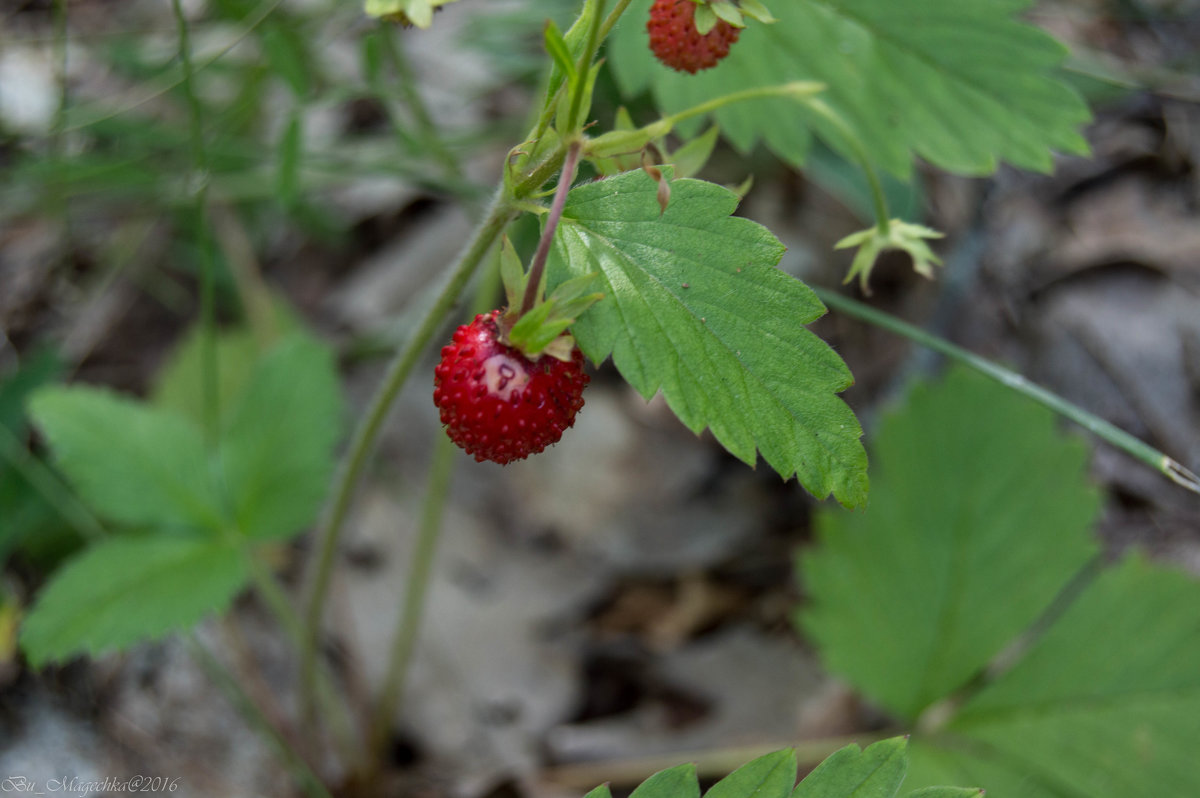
[799,367,1101,718]
[19,536,248,666]
[631,763,700,798]
[907,556,1200,797]
[706,750,796,798]
[218,335,343,540]
[608,0,1090,176]
[29,387,223,534]
[792,738,907,798]
[547,169,867,506]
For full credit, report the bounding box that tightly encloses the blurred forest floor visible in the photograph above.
[1,0,1198,796]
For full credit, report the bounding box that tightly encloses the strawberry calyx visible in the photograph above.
[497,236,603,362]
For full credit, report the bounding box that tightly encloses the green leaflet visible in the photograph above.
[21,330,343,662]
[792,738,907,798]
[29,386,225,534]
[909,557,1200,796]
[800,366,1200,797]
[19,536,248,666]
[608,0,1090,178]
[547,169,867,507]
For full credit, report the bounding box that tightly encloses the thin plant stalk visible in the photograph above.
[299,187,518,720]
[171,0,219,443]
[521,140,582,315]
[186,632,334,798]
[814,286,1200,494]
[364,434,457,768]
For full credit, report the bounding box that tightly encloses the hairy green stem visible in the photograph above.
[187,632,333,798]
[300,187,517,722]
[364,435,456,767]
[814,287,1200,494]
[521,140,582,316]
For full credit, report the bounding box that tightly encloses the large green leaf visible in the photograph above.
[607,0,1091,177]
[908,557,1200,797]
[219,335,344,540]
[28,387,224,534]
[798,367,1102,718]
[548,169,867,506]
[19,536,249,666]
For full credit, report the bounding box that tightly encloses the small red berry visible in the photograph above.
[647,0,741,74]
[433,310,589,464]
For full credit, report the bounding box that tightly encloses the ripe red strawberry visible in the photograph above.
[433,310,589,464]
[647,0,741,74]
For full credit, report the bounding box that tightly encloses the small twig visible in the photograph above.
[814,286,1200,495]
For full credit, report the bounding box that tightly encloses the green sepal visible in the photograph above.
[557,61,603,134]
[506,273,604,360]
[694,3,719,35]
[499,236,527,310]
[710,1,745,28]
[544,20,578,90]
[836,220,945,294]
[738,0,777,24]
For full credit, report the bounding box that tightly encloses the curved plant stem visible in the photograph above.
[187,632,333,798]
[299,187,517,721]
[521,140,582,316]
[800,98,891,235]
[364,434,456,769]
[814,286,1200,495]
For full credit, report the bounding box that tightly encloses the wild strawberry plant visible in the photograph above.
[4,0,1197,796]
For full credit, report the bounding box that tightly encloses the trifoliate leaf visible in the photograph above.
[29,387,224,534]
[19,536,248,666]
[608,0,1091,177]
[547,169,867,506]
[907,556,1200,797]
[798,367,1102,718]
[792,738,907,798]
[219,335,344,540]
